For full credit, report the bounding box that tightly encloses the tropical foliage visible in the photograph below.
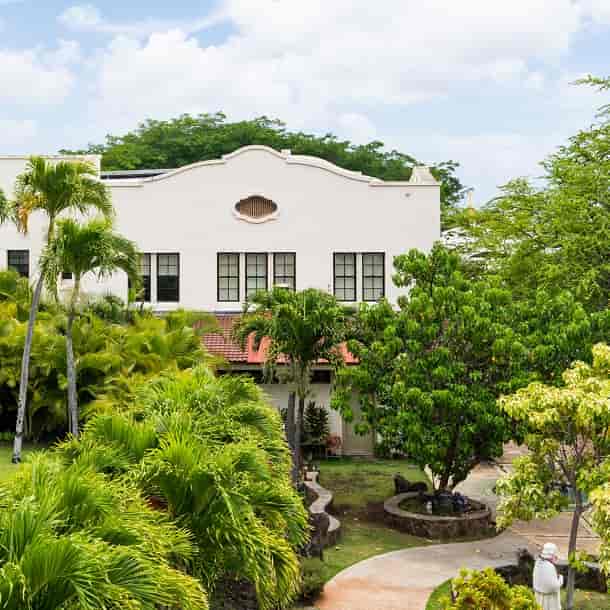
[7,156,114,462]
[39,217,140,437]
[59,367,309,609]
[445,568,540,610]
[60,113,464,224]
[454,76,610,311]
[496,343,610,609]
[333,244,609,492]
[0,270,212,440]
[0,452,207,609]
[234,287,349,482]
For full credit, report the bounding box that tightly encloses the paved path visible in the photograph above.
[317,445,600,610]
[317,531,535,610]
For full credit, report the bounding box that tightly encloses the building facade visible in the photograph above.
[0,145,441,454]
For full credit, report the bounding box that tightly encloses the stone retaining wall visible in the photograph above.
[384,492,492,540]
[304,471,341,547]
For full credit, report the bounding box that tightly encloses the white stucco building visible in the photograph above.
[0,146,441,454]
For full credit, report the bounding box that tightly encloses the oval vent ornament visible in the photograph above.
[234,195,279,223]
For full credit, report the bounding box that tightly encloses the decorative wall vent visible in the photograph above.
[234,195,279,223]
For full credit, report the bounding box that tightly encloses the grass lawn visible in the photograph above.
[0,442,38,482]
[425,579,610,609]
[306,458,429,583]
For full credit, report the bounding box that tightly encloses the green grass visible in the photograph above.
[0,442,38,482]
[425,580,451,609]
[425,579,610,610]
[307,458,429,583]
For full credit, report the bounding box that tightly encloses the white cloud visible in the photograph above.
[89,0,605,130]
[52,0,608,201]
[0,41,79,105]
[58,3,222,38]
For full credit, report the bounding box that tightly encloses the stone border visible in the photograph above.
[304,471,341,547]
[384,492,492,540]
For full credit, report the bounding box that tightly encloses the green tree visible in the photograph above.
[496,343,610,610]
[446,568,540,610]
[10,157,113,462]
[455,77,610,311]
[334,244,521,491]
[61,113,464,224]
[60,367,308,610]
[40,218,139,437]
[234,287,349,483]
[0,188,11,224]
[0,453,207,609]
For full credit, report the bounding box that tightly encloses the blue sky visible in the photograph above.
[1,0,609,202]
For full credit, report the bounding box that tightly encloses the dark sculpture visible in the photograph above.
[394,474,428,495]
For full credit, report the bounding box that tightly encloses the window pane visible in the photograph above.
[157,254,179,301]
[362,253,384,301]
[334,253,356,301]
[246,253,267,298]
[274,253,295,290]
[218,253,240,302]
[7,250,29,278]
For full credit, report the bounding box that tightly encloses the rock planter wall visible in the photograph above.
[304,471,341,547]
[384,492,492,540]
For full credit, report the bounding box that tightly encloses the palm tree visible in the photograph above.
[234,287,349,483]
[40,217,139,437]
[0,187,12,224]
[11,157,113,461]
[0,452,208,609]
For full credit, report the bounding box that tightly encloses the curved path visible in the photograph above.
[317,531,534,610]
[317,446,600,610]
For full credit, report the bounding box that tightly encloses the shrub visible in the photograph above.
[298,559,326,603]
[445,568,540,610]
[303,401,330,444]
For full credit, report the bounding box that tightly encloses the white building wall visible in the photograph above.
[259,382,342,438]
[0,147,440,310]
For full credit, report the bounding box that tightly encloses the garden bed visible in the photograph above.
[306,458,430,584]
[385,492,492,540]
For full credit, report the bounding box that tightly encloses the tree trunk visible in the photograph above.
[12,274,44,463]
[286,392,297,485]
[66,280,80,438]
[295,396,306,474]
[565,492,583,610]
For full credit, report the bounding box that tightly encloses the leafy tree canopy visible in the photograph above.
[454,76,610,311]
[332,244,610,492]
[496,343,610,607]
[61,113,464,223]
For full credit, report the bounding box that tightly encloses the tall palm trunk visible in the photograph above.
[66,279,80,438]
[286,392,297,485]
[295,395,306,473]
[12,275,44,463]
[13,221,55,463]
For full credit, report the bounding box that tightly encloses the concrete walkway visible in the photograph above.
[317,531,535,610]
[317,445,600,610]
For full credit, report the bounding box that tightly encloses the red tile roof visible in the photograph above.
[201,313,357,365]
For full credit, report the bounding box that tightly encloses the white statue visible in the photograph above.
[533,543,563,610]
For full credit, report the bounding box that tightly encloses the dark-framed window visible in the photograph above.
[61,271,73,280]
[362,252,385,301]
[217,253,240,302]
[246,253,268,299]
[273,252,296,290]
[333,253,356,301]
[157,253,179,302]
[129,253,151,302]
[7,250,29,278]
